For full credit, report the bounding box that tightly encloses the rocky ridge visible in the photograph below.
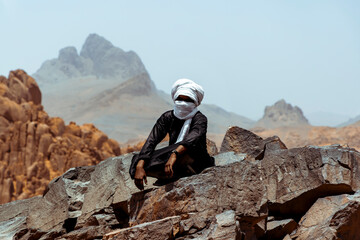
[254,99,309,129]
[338,115,360,127]
[1,126,360,239]
[0,70,120,204]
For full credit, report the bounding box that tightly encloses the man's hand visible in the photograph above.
[134,160,147,190]
[165,153,177,178]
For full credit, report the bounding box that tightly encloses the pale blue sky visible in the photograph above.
[1,1,359,124]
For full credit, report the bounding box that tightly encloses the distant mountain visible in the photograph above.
[306,111,351,127]
[34,34,146,84]
[337,114,360,127]
[254,99,309,129]
[351,120,360,126]
[33,33,254,144]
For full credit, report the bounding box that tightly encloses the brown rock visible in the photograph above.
[8,76,29,103]
[266,218,297,239]
[0,116,10,130]
[220,126,287,159]
[0,97,26,122]
[214,151,247,166]
[49,117,65,136]
[26,162,38,180]
[293,192,360,240]
[127,144,360,239]
[67,150,92,168]
[65,121,81,136]
[8,69,41,105]
[1,178,14,203]
[104,216,181,240]
[128,160,268,227]
[262,145,358,221]
[0,70,120,204]
[38,133,53,157]
[2,139,360,239]
[206,138,218,156]
[206,210,241,239]
[90,131,108,149]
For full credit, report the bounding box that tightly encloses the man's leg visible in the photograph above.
[146,154,196,180]
[173,154,196,176]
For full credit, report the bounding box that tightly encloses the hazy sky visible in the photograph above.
[1,1,359,123]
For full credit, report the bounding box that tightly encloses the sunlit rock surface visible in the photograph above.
[1,127,360,239]
[0,70,120,204]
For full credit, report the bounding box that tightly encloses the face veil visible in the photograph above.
[171,79,204,143]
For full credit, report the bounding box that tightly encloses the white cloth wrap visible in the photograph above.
[171,78,204,106]
[171,79,204,143]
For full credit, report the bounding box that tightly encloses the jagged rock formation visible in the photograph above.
[254,99,309,129]
[33,34,147,84]
[220,126,287,159]
[0,70,120,204]
[2,128,360,239]
[32,33,254,144]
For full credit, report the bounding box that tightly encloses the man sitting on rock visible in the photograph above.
[129,79,215,190]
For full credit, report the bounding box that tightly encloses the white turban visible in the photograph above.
[171,79,204,106]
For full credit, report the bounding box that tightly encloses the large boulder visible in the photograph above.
[220,126,287,159]
[293,191,360,239]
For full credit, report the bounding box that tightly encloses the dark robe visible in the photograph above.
[129,110,215,179]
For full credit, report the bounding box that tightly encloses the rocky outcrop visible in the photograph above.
[0,70,120,204]
[2,128,360,239]
[255,99,309,129]
[220,126,287,159]
[293,192,360,239]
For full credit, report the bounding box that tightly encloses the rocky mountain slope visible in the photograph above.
[254,99,309,129]
[1,127,360,239]
[0,70,120,204]
[33,33,254,144]
[352,120,360,126]
[253,123,360,151]
[251,99,360,151]
[338,114,360,127]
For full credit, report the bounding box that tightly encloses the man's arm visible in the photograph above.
[134,112,171,190]
[165,145,187,178]
[134,160,147,190]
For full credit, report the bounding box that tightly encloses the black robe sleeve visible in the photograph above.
[137,111,172,162]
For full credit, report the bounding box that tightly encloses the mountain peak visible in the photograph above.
[80,33,114,61]
[34,33,147,82]
[255,99,309,129]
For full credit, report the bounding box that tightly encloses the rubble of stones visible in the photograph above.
[1,124,360,240]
